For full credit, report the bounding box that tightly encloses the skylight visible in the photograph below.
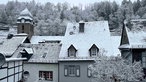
[42,53,47,58]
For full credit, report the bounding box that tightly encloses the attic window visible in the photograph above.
[68,45,77,57]
[79,23,84,32]
[89,44,99,57]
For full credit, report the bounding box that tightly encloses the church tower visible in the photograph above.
[17,8,34,39]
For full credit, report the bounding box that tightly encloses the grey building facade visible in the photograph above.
[59,61,94,82]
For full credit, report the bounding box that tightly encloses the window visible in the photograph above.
[22,25,24,33]
[89,44,99,57]
[64,65,80,77]
[39,71,53,81]
[142,53,146,68]
[91,48,97,56]
[68,65,76,76]
[68,45,77,57]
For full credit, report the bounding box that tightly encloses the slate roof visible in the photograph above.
[0,34,28,57]
[30,36,63,44]
[18,43,61,63]
[18,8,33,21]
[59,21,118,60]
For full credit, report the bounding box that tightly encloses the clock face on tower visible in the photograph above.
[21,19,25,23]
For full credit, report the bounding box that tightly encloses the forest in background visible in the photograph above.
[0,0,145,36]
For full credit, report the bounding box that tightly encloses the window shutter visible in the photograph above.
[142,52,146,68]
[76,65,80,77]
[64,65,68,76]
[87,68,91,77]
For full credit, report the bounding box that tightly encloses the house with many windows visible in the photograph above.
[0,8,122,82]
[59,21,120,82]
[119,19,146,77]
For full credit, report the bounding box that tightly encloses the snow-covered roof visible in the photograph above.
[18,8,33,21]
[17,16,33,20]
[0,34,28,57]
[128,30,146,46]
[0,28,17,36]
[6,58,27,62]
[30,36,63,44]
[131,19,146,22]
[24,48,33,54]
[20,8,32,17]
[27,43,61,63]
[59,21,118,60]
[111,36,121,56]
[120,20,146,49]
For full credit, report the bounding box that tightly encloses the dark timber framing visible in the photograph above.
[0,61,23,82]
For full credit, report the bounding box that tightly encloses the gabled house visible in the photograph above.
[0,33,30,58]
[59,21,120,82]
[0,33,29,82]
[119,20,146,77]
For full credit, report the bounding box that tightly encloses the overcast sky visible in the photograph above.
[0,0,137,6]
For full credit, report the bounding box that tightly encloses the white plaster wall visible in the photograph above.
[23,63,58,82]
[0,68,7,79]
[0,61,23,82]
[1,78,7,82]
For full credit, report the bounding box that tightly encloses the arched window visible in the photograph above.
[68,45,77,57]
[89,44,99,57]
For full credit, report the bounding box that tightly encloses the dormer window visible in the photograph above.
[89,44,99,57]
[68,45,77,57]
[79,22,84,33]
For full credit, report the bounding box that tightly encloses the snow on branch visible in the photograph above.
[88,54,144,82]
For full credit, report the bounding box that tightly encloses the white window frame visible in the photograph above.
[64,65,80,77]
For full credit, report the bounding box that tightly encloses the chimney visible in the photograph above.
[79,21,85,33]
